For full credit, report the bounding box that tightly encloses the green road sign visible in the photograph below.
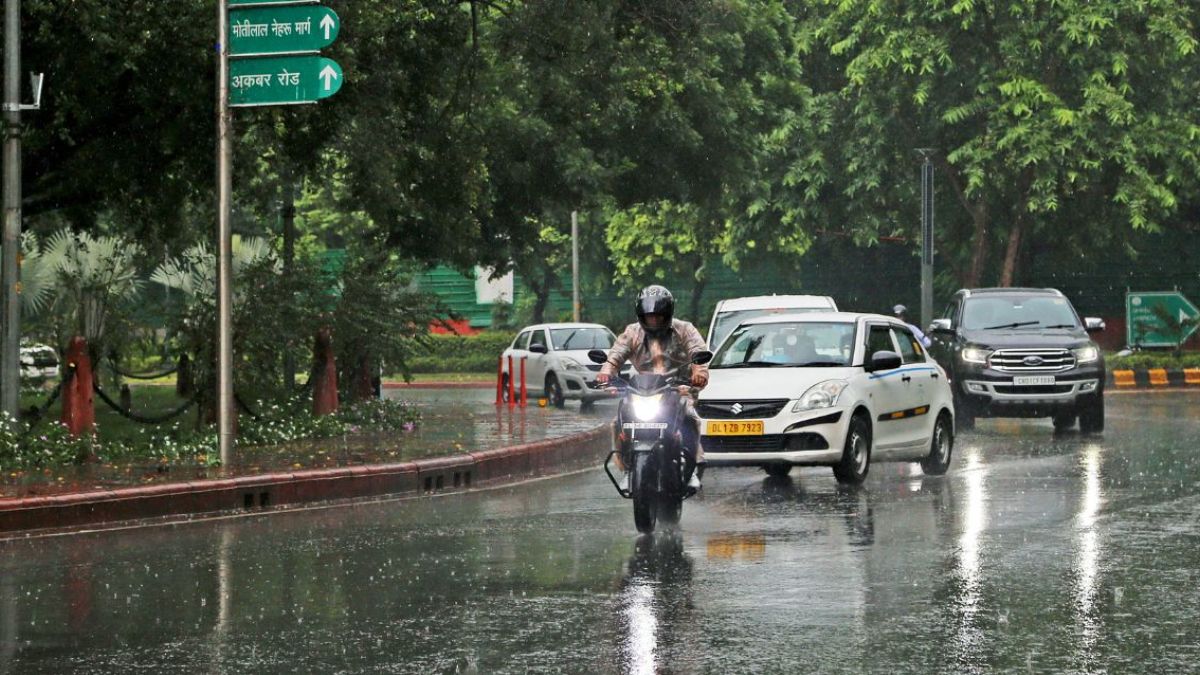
[230,56,342,106]
[229,5,338,56]
[1126,291,1200,347]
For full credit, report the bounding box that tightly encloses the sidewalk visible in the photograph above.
[0,389,612,535]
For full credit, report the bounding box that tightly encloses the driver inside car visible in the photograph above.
[597,285,710,493]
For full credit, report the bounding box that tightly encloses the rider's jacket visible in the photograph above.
[600,319,709,380]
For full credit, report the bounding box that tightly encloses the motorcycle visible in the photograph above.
[587,348,713,534]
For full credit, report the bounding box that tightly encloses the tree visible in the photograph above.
[791,0,1200,287]
[607,201,719,321]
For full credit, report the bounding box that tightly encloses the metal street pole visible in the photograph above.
[1,0,22,418]
[571,210,580,322]
[918,149,935,331]
[216,0,235,465]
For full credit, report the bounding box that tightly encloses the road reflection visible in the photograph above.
[955,447,989,671]
[1075,443,1104,666]
[617,535,693,675]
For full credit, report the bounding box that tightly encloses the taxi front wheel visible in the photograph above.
[833,413,871,485]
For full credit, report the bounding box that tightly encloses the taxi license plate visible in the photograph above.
[1013,375,1056,386]
[706,420,764,435]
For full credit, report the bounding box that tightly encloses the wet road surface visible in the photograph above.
[2,391,1199,673]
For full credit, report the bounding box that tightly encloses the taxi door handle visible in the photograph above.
[930,373,939,380]
[901,375,912,383]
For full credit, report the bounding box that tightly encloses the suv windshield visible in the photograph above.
[549,327,615,351]
[712,322,855,368]
[711,307,829,350]
[961,295,1080,330]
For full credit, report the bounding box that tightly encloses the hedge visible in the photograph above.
[1106,352,1200,370]
[407,331,516,373]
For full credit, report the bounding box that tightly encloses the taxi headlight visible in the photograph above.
[1072,345,1099,364]
[792,380,848,412]
[631,394,664,421]
[960,347,991,364]
[561,357,586,372]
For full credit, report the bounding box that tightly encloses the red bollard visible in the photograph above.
[519,357,528,407]
[61,336,95,437]
[507,355,516,406]
[495,355,505,405]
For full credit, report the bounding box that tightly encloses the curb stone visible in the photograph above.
[1106,368,1200,389]
[0,423,609,538]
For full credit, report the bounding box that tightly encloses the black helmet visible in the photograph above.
[636,285,674,337]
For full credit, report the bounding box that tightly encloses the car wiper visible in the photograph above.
[791,361,845,367]
[1042,324,1078,329]
[558,330,578,350]
[711,361,790,369]
[981,320,1041,330]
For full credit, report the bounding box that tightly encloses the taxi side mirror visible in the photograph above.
[866,350,902,372]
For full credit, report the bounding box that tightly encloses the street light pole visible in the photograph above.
[571,210,580,322]
[1,0,22,418]
[216,0,235,466]
[917,149,936,331]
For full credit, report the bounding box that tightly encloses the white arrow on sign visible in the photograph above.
[320,13,335,40]
[319,65,339,91]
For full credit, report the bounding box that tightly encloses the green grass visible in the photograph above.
[20,383,195,444]
[388,372,494,383]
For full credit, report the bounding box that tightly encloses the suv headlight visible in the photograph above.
[960,347,991,364]
[792,380,848,412]
[631,394,663,421]
[561,357,586,372]
[1072,345,1099,364]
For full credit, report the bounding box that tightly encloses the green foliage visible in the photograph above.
[1107,352,1200,370]
[0,398,422,472]
[405,332,514,374]
[797,0,1200,285]
[13,229,144,360]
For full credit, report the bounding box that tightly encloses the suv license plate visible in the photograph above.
[706,421,764,435]
[1013,375,1056,386]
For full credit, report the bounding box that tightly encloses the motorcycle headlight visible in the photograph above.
[631,394,664,421]
[960,347,991,364]
[561,357,586,372]
[1073,345,1099,364]
[792,380,848,413]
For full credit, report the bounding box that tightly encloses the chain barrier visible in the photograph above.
[93,382,197,424]
[18,372,69,438]
[234,392,263,421]
[104,361,180,380]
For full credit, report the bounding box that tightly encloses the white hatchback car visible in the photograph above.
[500,323,630,407]
[698,312,955,483]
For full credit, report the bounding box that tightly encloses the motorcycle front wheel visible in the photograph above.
[631,453,657,534]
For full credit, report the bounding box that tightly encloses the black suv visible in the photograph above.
[928,288,1106,432]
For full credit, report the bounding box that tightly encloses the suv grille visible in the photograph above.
[989,349,1076,372]
[696,399,789,419]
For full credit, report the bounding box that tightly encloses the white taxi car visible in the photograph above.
[698,312,955,483]
[500,323,630,408]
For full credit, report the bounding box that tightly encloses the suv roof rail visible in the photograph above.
[962,287,1063,296]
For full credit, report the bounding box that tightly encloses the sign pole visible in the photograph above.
[1,0,21,418]
[917,149,935,331]
[571,210,580,322]
[217,0,235,466]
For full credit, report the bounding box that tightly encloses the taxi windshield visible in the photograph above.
[711,322,856,368]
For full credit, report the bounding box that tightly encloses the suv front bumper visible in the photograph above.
[956,364,1104,415]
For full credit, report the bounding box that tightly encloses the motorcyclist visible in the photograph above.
[597,285,709,493]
